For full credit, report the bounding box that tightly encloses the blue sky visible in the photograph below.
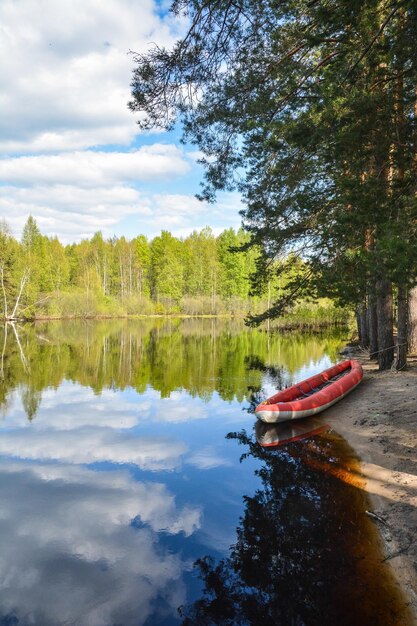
[0,0,243,243]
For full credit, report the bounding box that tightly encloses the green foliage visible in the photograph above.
[183,227,218,298]
[150,231,184,303]
[129,0,417,328]
[21,215,41,252]
[0,218,346,324]
[0,319,347,419]
[0,222,20,317]
[217,228,251,300]
[134,234,151,297]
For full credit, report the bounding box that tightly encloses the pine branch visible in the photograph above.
[341,5,401,84]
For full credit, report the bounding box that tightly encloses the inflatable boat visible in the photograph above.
[255,359,363,423]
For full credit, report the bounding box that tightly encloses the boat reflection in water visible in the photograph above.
[255,417,331,447]
[180,422,413,626]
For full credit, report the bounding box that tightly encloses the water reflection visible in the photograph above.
[0,319,351,625]
[0,460,198,626]
[0,425,187,468]
[180,429,411,626]
[255,417,331,447]
[0,319,345,420]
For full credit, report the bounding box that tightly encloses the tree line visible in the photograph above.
[0,217,344,323]
[130,0,417,369]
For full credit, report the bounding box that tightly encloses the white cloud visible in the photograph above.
[153,395,208,423]
[0,145,190,186]
[0,461,201,536]
[187,446,232,470]
[153,193,208,221]
[0,460,200,625]
[0,0,244,242]
[0,0,183,153]
[0,184,147,242]
[0,185,243,242]
[5,383,213,429]
[141,192,244,237]
[3,384,151,430]
[0,427,187,470]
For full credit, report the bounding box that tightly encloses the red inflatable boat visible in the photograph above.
[255,359,363,423]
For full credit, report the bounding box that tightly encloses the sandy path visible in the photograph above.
[323,352,417,622]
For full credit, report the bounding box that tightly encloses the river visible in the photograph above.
[0,319,410,625]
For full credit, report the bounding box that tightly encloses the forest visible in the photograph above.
[0,217,344,325]
[130,0,417,370]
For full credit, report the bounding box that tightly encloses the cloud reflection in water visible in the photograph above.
[0,460,201,625]
[0,380,205,625]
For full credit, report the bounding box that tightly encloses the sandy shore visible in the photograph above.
[323,350,417,622]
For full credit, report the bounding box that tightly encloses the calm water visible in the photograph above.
[0,320,409,625]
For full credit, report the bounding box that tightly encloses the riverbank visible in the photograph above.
[323,350,417,622]
[6,313,350,333]
[8,312,349,326]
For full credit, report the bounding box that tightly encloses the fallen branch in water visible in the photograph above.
[365,510,388,526]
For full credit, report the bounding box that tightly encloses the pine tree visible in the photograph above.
[129,0,417,368]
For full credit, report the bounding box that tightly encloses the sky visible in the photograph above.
[0,0,243,243]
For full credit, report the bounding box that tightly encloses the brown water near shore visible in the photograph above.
[298,429,412,625]
[182,422,414,625]
[321,352,417,623]
[254,352,417,625]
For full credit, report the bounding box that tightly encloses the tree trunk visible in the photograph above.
[397,284,407,370]
[408,286,417,354]
[367,290,378,359]
[357,302,369,348]
[359,304,369,347]
[10,270,29,320]
[0,263,8,319]
[355,309,362,345]
[103,254,107,295]
[376,279,394,370]
[119,258,124,299]
[129,249,133,296]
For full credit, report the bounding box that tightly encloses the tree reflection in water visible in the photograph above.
[0,319,345,420]
[180,427,409,626]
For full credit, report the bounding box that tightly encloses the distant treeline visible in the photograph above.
[0,216,346,324]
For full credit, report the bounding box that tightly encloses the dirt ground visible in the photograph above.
[323,349,417,622]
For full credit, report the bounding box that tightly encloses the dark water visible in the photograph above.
[0,320,411,625]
